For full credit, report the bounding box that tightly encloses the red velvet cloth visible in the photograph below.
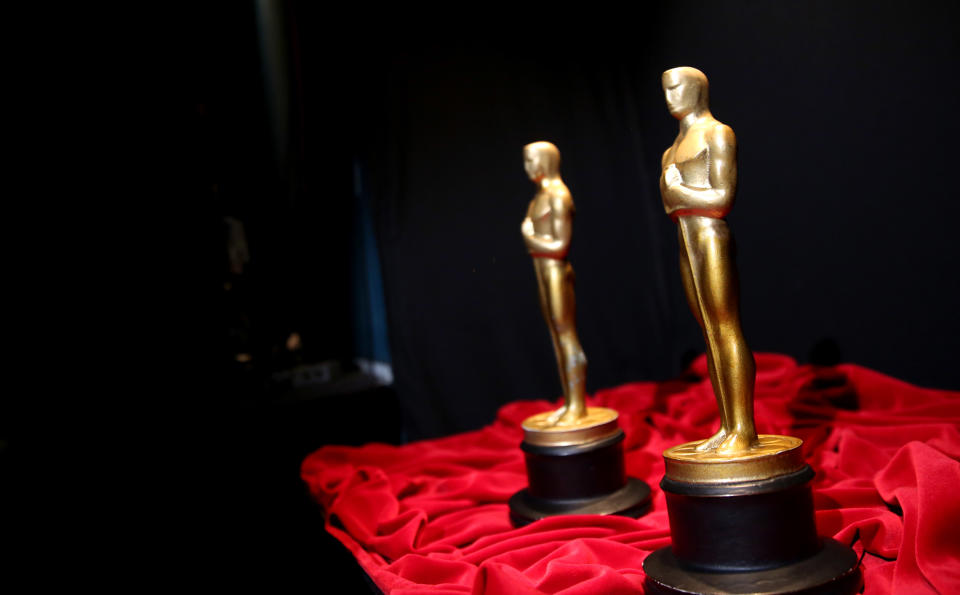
[301,354,960,594]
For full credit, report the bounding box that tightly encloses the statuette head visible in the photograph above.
[523,141,560,182]
[662,67,709,119]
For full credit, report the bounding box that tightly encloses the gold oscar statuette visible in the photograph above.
[519,141,617,447]
[657,66,798,480]
[508,141,649,526]
[643,68,861,594]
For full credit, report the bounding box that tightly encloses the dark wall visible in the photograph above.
[209,2,960,441]
[358,47,683,441]
[643,1,960,396]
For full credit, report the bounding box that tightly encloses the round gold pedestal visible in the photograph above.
[521,406,619,447]
[663,435,804,484]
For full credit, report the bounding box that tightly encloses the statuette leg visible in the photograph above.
[680,235,729,450]
[536,259,587,426]
[679,218,758,454]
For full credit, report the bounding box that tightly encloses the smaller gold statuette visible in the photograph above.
[508,141,650,526]
[642,68,861,595]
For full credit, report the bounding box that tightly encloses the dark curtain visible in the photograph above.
[286,2,960,441]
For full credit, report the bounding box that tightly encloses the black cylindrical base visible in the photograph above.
[663,467,819,571]
[508,430,651,527]
[643,466,861,594]
[524,431,628,499]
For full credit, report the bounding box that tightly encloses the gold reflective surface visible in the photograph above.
[663,435,804,484]
[521,141,591,431]
[660,67,759,457]
[522,406,620,447]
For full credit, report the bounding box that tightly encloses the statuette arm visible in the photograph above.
[662,125,737,218]
[522,190,572,256]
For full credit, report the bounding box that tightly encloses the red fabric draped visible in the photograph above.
[301,354,960,594]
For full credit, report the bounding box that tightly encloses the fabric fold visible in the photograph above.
[302,354,960,594]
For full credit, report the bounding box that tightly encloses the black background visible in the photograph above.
[193,1,960,585]
[200,2,960,437]
[202,1,960,439]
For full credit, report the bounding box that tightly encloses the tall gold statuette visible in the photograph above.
[642,69,861,594]
[508,141,650,526]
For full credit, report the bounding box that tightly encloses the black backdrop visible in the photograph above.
[206,1,960,442]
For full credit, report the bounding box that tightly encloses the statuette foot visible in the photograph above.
[544,404,586,427]
[716,431,758,456]
[695,428,727,451]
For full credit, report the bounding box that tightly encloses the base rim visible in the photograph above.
[522,407,621,446]
[642,538,862,595]
[508,477,651,527]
